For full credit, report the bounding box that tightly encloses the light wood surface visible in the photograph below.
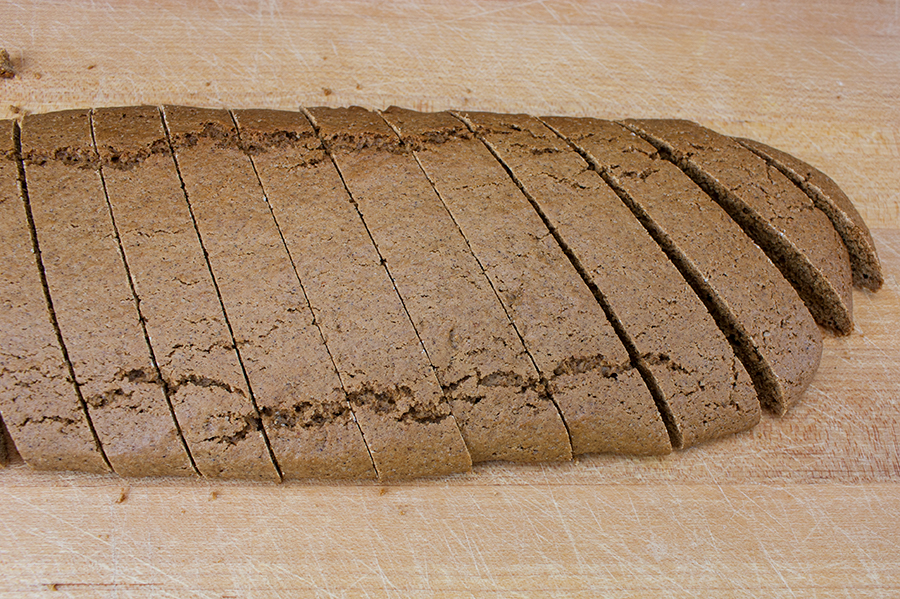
[1,1,898,596]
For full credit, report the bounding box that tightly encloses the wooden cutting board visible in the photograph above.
[1,1,898,595]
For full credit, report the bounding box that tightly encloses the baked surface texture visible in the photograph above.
[542,117,822,416]
[0,118,109,473]
[311,106,571,465]
[0,107,880,480]
[623,119,855,335]
[230,108,471,480]
[94,106,278,480]
[20,110,192,478]
[380,107,670,456]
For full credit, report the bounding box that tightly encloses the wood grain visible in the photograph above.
[1,481,898,597]
[0,0,898,595]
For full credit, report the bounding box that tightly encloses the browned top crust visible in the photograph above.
[310,106,572,464]
[544,116,822,415]
[383,106,670,456]
[94,106,282,480]
[20,109,194,477]
[0,118,109,473]
[460,110,760,450]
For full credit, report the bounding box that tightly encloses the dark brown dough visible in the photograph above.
[95,105,284,480]
[0,118,107,472]
[459,110,759,449]
[736,136,882,291]
[234,107,471,479]
[544,116,822,415]
[382,107,670,456]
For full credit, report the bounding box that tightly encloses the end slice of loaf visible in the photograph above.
[624,119,854,335]
[736,136,882,291]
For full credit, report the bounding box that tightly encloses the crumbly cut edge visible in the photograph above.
[735,136,882,291]
[622,118,854,335]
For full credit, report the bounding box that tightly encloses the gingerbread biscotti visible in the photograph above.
[165,105,329,481]
[0,106,880,480]
[0,119,109,473]
[95,105,286,480]
[624,119,854,335]
[735,136,882,291]
[381,107,670,456]
[21,110,193,478]
[459,111,760,449]
[164,105,385,480]
[309,106,572,464]
[230,108,471,479]
[543,117,822,415]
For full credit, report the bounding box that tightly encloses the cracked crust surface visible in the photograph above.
[311,106,572,464]
[382,107,670,456]
[163,105,343,481]
[462,111,759,449]
[20,109,193,477]
[0,119,108,473]
[545,117,822,414]
[234,108,471,479]
[94,106,277,480]
[625,119,853,334]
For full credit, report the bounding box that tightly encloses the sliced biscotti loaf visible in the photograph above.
[308,106,572,464]
[381,107,670,456]
[95,106,287,480]
[1,105,876,479]
[460,110,760,450]
[545,117,822,415]
[0,119,109,473]
[20,109,193,477]
[624,119,854,334]
[231,107,470,479]
[736,136,882,291]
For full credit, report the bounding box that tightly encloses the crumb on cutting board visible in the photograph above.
[1,49,16,79]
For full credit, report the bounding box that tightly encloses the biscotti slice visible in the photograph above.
[19,110,193,477]
[624,119,854,334]
[93,106,277,481]
[162,107,376,480]
[736,136,882,291]
[381,107,670,455]
[227,108,470,478]
[0,119,108,473]
[312,108,572,462]
[166,104,351,481]
[311,106,573,464]
[460,111,760,449]
[545,117,823,414]
[308,106,572,464]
